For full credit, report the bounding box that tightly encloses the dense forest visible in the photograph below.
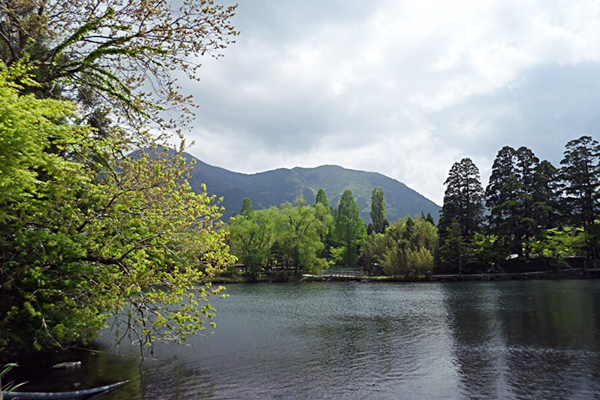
[225,136,599,281]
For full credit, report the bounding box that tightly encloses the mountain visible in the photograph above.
[133,148,441,223]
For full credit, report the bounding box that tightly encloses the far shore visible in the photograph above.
[212,267,599,284]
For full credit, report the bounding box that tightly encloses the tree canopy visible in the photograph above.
[0,0,239,354]
[0,65,234,352]
[0,0,239,136]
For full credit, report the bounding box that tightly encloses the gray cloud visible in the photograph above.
[180,0,600,204]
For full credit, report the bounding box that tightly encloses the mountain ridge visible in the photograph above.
[134,148,441,223]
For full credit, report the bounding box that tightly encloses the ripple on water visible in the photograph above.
[13,281,598,399]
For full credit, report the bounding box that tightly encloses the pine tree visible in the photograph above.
[438,158,484,243]
[486,146,524,257]
[485,146,558,259]
[560,136,600,259]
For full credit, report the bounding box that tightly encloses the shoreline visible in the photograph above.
[213,267,599,284]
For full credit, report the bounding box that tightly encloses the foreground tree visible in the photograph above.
[0,0,239,135]
[438,221,469,276]
[560,136,600,259]
[0,69,234,352]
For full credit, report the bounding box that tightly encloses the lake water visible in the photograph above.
[8,280,600,399]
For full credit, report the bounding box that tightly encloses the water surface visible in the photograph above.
[9,280,600,399]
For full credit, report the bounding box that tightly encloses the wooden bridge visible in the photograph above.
[584,259,600,274]
[317,270,367,281]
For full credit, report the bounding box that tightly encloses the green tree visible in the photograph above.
[380,216,437,277]
[314,191,334,261]
[438,221,469,275]
[0,0,238,134]
[362,215,437,278]
[485,146,556,260]
[315,188,330,209]
[241,197,254,217]
[369,187,388,234]
[360,233,389,275]
[275,200,329,274]
[333,190,367,268]
[228,208,279,281]
[438,158,484,243]
[560,136,600,259]
[0,67,234,352]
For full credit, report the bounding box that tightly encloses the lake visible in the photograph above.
[8,280,600,399]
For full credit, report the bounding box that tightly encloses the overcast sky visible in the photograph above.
[181,0,600,205]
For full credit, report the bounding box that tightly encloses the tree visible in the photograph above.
[241,197,254,217]
[0,0,239,135]
[560,136,600,259]
[228,208,279,281]
[0,67,234,352]
[369,187,388,234]
[315,189,330,209]
[438,221,469,275]
[333,190,367,268]
[367,216,437,278]
[0,0,239,354]
[276,200,330,274]
[485,146,560,260]
[314,189,334,260]
[438,158,484,243]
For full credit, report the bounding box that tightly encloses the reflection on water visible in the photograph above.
[6,281,600,399]
[442,281,600,400]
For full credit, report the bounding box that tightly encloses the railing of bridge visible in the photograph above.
[583,259,600,272]
[319,269,367,278]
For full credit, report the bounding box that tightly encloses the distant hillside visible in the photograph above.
[133,148,441,223]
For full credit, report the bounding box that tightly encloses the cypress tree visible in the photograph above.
[334,190,367,268]
[370,187,388,234]
[560,136,600,259]
[438,158,484,242]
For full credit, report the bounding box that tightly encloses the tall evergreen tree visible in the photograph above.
[438,158,484,243]
[314,188,334,258]
[560,136,600,259]
[370,187,388,234]
[315,188,330,209]
[485,146,558,259]
[486,146,525,257]
[334,190,367,268]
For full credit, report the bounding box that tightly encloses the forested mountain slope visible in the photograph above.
[136,149,441,223]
